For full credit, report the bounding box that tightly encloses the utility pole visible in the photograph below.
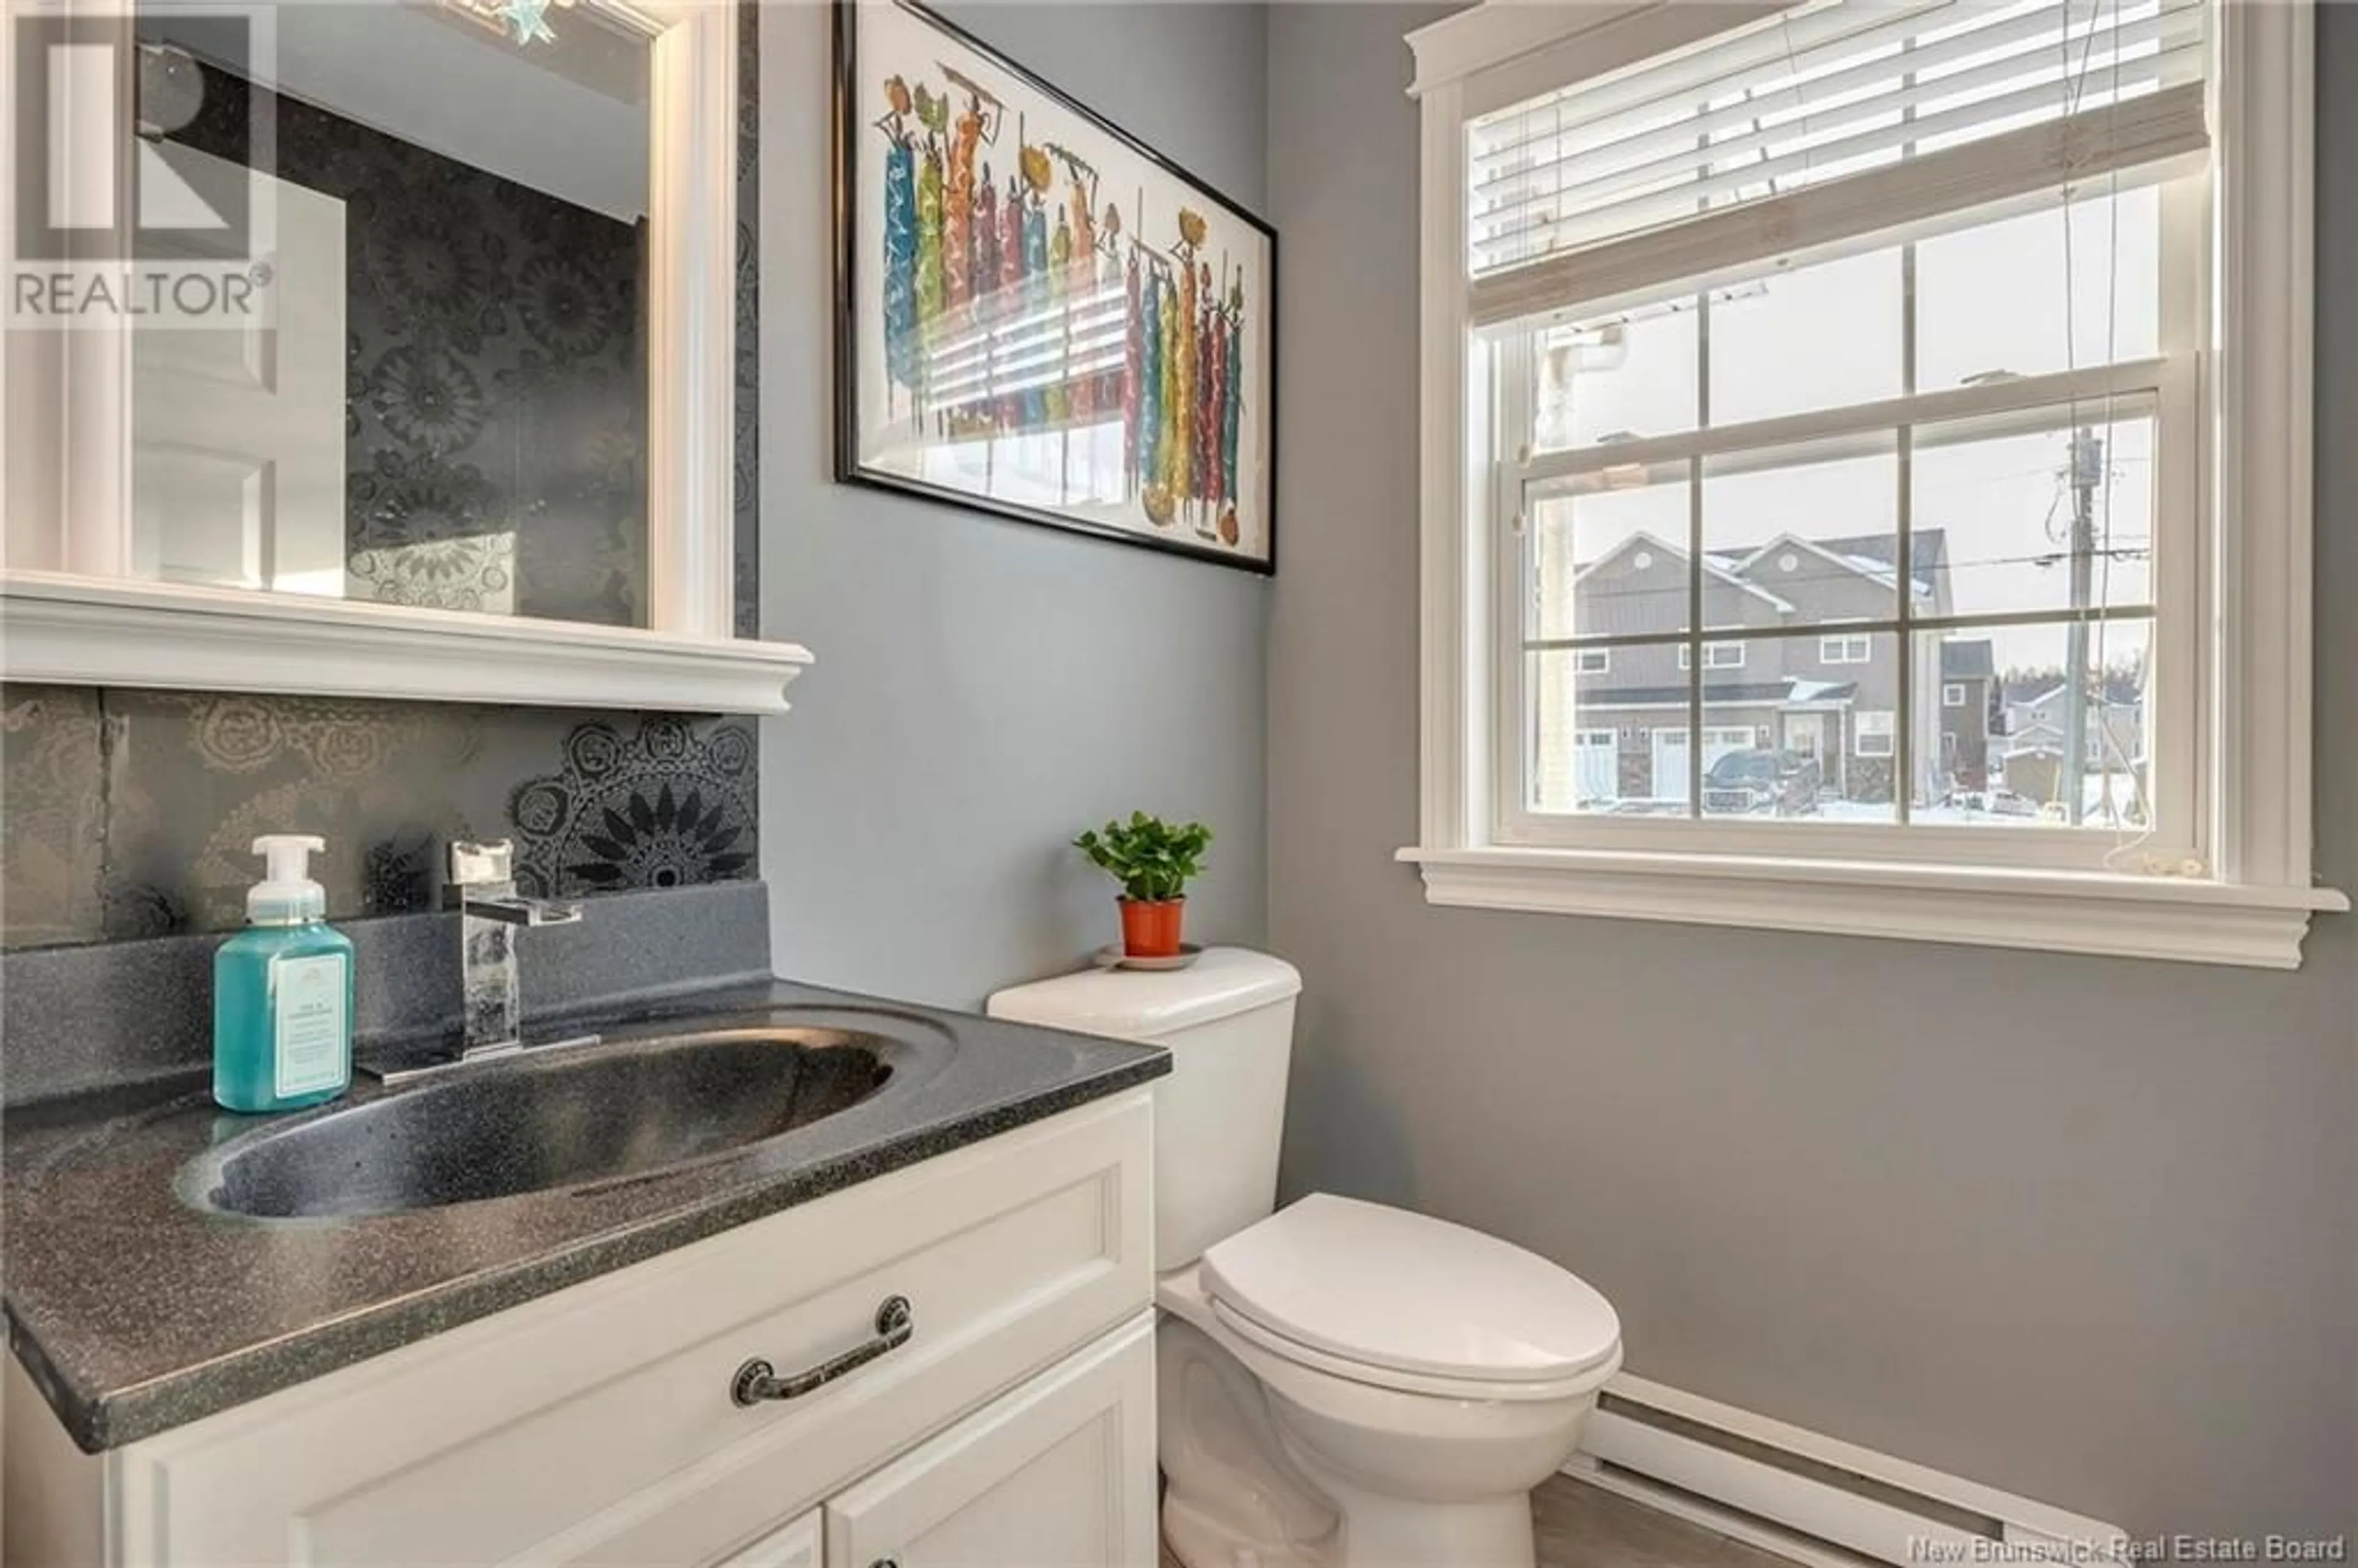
[2060,427,2103,826]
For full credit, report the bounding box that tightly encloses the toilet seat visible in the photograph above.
[1200,1194,1622,1400]
[1207,1296,1621,1402]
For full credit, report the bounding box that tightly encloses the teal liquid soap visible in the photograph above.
[213,835,355,1114]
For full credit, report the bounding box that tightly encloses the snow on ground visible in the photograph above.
[1586,772,2147,828]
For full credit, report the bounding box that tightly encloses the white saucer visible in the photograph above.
[1091,943,1204,972]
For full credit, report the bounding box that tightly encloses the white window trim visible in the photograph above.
[1944,683,1967,708]
[1575,647,1611,674]
[1855,712,1894,759]
[1399,0,2344,969]
[1821,634,1872,665]
[1676,640,1745,671]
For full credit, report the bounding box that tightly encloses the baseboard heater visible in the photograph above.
[1566,1374,2130,1568]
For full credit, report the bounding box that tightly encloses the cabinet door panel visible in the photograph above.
[715,1507,821,1568]
[825,1314,1156,1568]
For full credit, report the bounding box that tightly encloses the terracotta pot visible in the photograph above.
[1119,897,1186,959]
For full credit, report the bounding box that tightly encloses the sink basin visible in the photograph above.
[179,1026,901,1219]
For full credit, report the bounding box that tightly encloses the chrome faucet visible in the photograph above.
[449,839,582,1059]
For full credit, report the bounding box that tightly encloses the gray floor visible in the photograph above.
[1533,1475,1801,1567]
[1161,1473,1800,1567]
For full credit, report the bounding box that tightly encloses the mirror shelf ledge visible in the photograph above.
[0,572,812,716]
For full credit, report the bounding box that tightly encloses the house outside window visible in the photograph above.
[1401,0,2343,966]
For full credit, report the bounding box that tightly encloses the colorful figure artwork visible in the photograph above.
[841,0,1274,571]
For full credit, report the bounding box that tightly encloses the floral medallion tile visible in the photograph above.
[509,716,758,898]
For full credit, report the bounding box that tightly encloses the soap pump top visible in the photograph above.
[248,834,328,926]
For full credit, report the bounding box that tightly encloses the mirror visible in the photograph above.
[128,0,657,626]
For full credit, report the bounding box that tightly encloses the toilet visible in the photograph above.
[987,948,1622,1568]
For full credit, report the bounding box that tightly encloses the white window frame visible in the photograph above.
[0,0,811,715]
[1855,711,1895,759]
[1574,647,1611,675]
[1944,683,1967,708]
[1678,640,1745,671]
[1399,0,2344,968]
[1820,634,1872,666]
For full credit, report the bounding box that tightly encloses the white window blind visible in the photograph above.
[1466,0,2209,326]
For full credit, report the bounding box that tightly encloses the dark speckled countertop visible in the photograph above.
[3,976,1166,1454]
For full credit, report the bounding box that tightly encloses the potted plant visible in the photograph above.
[1073,812,1212,959]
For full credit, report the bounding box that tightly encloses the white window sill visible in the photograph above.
[0,572,814,715]
[1395,845,2348,969]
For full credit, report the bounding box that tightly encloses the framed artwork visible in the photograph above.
[833,0,1278,573]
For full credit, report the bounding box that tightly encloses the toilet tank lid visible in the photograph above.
[985,947,1301,1041]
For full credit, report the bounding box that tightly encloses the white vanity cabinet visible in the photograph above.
[4,1092,1158,1568]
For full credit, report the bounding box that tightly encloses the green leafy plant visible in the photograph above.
[1073,812,1212,904]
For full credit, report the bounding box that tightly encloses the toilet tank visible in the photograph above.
[987,948,1302,1273]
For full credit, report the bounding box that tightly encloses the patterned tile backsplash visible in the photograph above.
[0,686,757,950]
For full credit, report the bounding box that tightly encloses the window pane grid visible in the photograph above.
[1520,407,2161,829]
[1511,169,2177,842]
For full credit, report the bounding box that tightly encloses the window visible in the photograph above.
[1678,642,1746,670]
[1404,0,2344,965]
[1821,636,1872,666]
[1856,712,1896,759]
[1574,648,1611,674]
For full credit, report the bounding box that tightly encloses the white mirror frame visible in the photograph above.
[0,0,809,713]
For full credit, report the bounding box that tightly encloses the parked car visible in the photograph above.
[1703,748,1823,816]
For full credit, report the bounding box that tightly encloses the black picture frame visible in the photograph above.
[831,0,1279,575]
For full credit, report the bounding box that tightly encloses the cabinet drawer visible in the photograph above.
[824,1313,1158,1568]
[115,1092,1152,1567]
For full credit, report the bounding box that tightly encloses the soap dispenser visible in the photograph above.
[213,834,356,1114]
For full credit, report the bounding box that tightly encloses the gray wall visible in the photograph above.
[757,3,1271,1007]
[1266,0,2356,1549]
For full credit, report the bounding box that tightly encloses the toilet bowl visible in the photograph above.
[1158,1195,1621,1568]
[987,951,1623,1568]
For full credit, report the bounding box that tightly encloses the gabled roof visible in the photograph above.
[1574,532,1796,615]
[1826,527,1948,588]
[1733,530,1943,602]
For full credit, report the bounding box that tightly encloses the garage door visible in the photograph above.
[1574,729,1618,805]
[1650,728,1754,804]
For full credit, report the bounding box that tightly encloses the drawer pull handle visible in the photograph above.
[730,1295,914,1407]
